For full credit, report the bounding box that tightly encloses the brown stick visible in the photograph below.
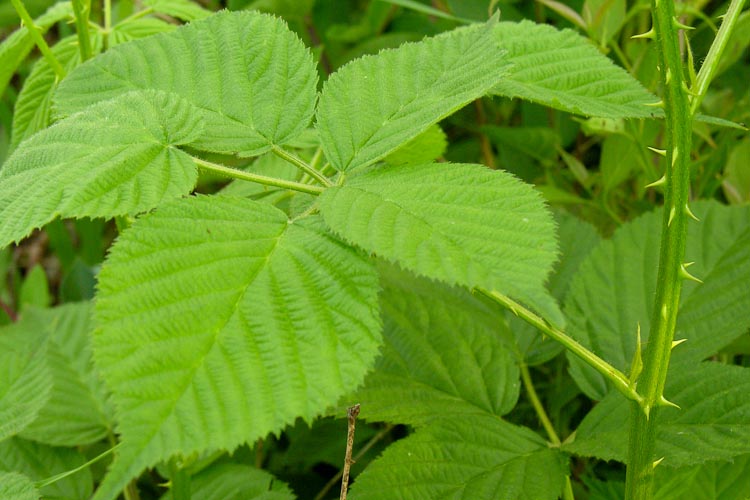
[340,404,360,500]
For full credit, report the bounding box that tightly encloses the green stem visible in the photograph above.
[10,0,66,79]
[690,0,747,115]
[35,445,118,489]
[71,0,93,61]
[271,145,333,187]
[193,157,325,196]
[520,363,560,446]
[477,288,641,403]
[169,458,191,500]
[103,0,112,50]
[625,0,695,497]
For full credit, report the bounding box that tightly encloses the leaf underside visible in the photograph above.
[319,162,563,326]
[92,195,381,500]
[316,17,509,172]
[54,11,317,157]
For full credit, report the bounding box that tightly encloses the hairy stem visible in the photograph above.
[478,288,641,403]
[168,458,191,500]
[193,157,325,196]
[71,0,93,61]
[625,0,695,497]
[271,145,333,187]
[10,0,66,79]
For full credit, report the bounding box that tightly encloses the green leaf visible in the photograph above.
[0,313,51,441]
[566,362,750,467]
[511,211,600,365]
[383,124,447,167]
[352,264,519,425]
[0,437,93,500]
[316,17,509,172]
[10,36,80,150]
[493,21,657,118]
[0,471,39,500]
[0,1,72,99]
[54,11,317,157]
[92,195,381,500]
[564,201,750,399]
[143,0,212,21]
[19,304,113,446]
[319,162,562,326]
[18,265,51,311]
[349,414,567,500]
[182,463,294,500]
[0,90,203,247]
[654,454,750,499]
[108,18,177,47]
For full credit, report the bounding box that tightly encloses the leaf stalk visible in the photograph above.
[10,0,67,79]
[192,157,325,196]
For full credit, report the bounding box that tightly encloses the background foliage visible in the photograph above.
[0,0,748,499]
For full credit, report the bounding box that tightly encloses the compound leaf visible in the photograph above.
[564,201,750,399]
[0,1,72,99]
[54,11,317,157]
[0,313,51,442]
[0,438,93,500]
[566,362,750,467]
[352,264,519,426]
[0,90,203,247]
[186,463,294,500]
[316,17,508,171]
[493,21,656,118]
[92,195,380,500]
[0,471,39,500]
[19,304,113,447]
[319,162,562,326]
[349,414,566,500]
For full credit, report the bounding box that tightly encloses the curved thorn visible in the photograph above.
[645,175,667,189]
[672,338,688,349]
[644,100,665,108]
[648,146,667,157]
[668,206,676,226]
[671,147,679,167]
[685,204,700,222]
[631,28,656,39]
[653,457,665,468]
[680,263,703,283]
[672,18,695,30]
[659,396,680,410]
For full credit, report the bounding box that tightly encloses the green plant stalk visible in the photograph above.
[690,0,747,115]
[103,0,112,50]
[168,458,191,500]
[192,157,325,195]
[71,0,93,61]
[35,445,118,488]
[478,288,641,403]
[10,0,66,79]
[625,0,694,497]
[271,145,333,187]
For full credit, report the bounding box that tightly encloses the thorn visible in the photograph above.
[644,100,665,108]
[685,204,700,221]
[668,206,676,226]
[659,396,681,410]
[673,18,695,30]
[648,147,667,157]
[672,338,688,349]
[680,262,703,283]
[671,147,679,167]
[629,323,643,384]
[631,28,655,39]
[665,68,672,84]
[653,457,665,468]
[661,304,668,320]
[645,175,666,189]
[643,402,652,419]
